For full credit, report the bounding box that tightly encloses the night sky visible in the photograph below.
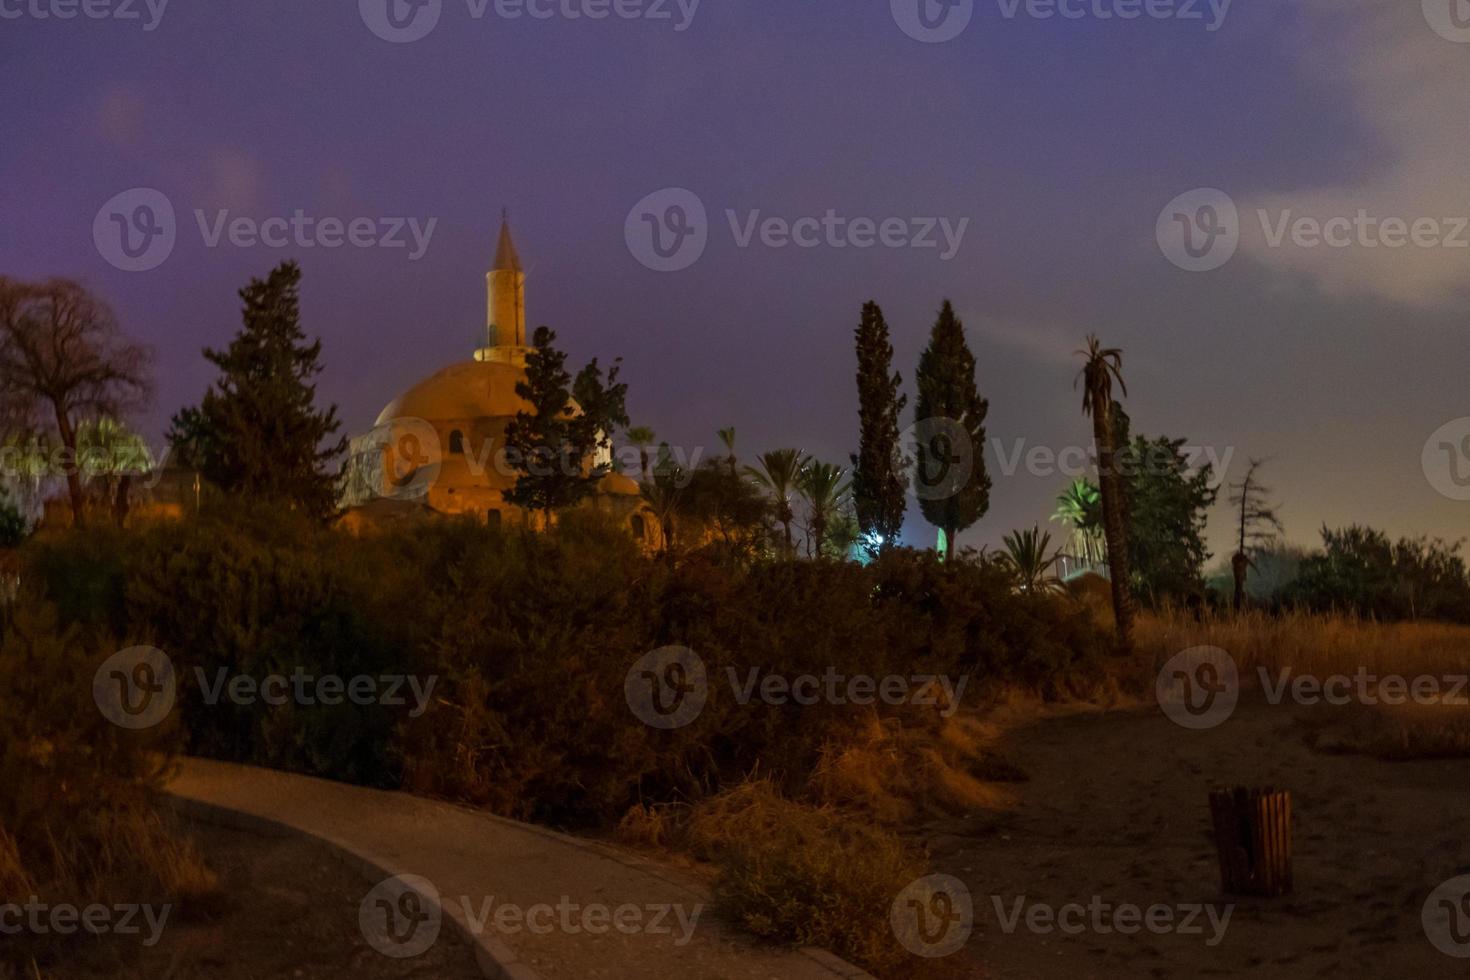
[3,0,1466,557]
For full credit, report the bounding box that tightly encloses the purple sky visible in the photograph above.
[3,0,1467,558]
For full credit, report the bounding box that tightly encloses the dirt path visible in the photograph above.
[923,698,1470,978]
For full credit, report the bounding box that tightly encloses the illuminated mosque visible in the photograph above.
[339,219,651,538]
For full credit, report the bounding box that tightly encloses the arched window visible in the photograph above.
[631,514,646,540]
[449,429,465,454]
[486,509,502,528]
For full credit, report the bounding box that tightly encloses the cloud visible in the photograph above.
[191,148,265,211]
[971,316,1082,368]
[1236,0,1470,307]
[96,84,147,148]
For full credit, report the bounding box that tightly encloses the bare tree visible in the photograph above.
[1228,457,1284,612]
[0,279,152,525]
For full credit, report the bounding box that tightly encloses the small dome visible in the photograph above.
[598,472,641,497]
[376,360,533,425]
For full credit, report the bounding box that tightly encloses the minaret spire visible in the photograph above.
[478,209,527,361]
[493,208,522,272]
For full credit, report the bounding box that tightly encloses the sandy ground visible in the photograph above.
[922,697,1470,979]
[44,820,483,979]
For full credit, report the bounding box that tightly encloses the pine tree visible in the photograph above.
[168,262,344,521]
[914,300,991,559]
[502,326,627,522]
[850,301,907,556]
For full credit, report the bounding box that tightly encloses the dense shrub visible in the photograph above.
[1285,526,1470,623]
[15,506,1111,979]
[23,505,1108,828]
[0,598,217,972]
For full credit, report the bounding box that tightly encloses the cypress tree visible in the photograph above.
[502,326,627,523]
[850,301,907,555]
[168,261,344,521]
[914,300,991,558]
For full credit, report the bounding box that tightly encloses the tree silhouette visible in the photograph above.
[0,278,152,526]
[914,300,990,559]
[1052,478,1105,566]
[745,448,807,558]
[798,460,850,559]
[851,301,907,555]
[503,326,627,524]
[1076,335,1135,652]
[169,262,342,522]
[1000,526,1066,594]
[1228,458,1284,611]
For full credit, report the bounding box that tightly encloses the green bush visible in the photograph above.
[23,506,1107,828]
[0,598,216,971]
[27,502,420,786]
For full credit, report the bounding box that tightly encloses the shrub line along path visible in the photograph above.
[166,758,876,980]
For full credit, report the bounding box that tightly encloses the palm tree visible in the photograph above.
[825,507,862,561]
[626,425,656,481]
[2,429,50,519]
[76,416,151,477]
[1000,526,1066,594]
[797,460,850,559]
[640,442,684,555]
[744,448,807,558]
[1051,478,1106,566]
[1076,335,1135,652]
[717,426,737,477]
[76,416,152,525]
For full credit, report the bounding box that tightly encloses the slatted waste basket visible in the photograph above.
[1209,787,1292,897]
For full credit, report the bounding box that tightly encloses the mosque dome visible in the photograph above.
[340,215,647,533]
[374,359,534,427]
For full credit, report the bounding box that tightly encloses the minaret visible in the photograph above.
[478,213,525,361]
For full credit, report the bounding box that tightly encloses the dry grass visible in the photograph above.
[1136,607,1470,680]
[683,780,930,977]
[613,709,1028,978]
[620,781,935,975]
[1137,607,1470,759]
[0,599,221,972]
[0,806,221,976]
[0,826,33,897]
[0,802,221,931]
[1292,697,1470,760]
[810,711,1023,822]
